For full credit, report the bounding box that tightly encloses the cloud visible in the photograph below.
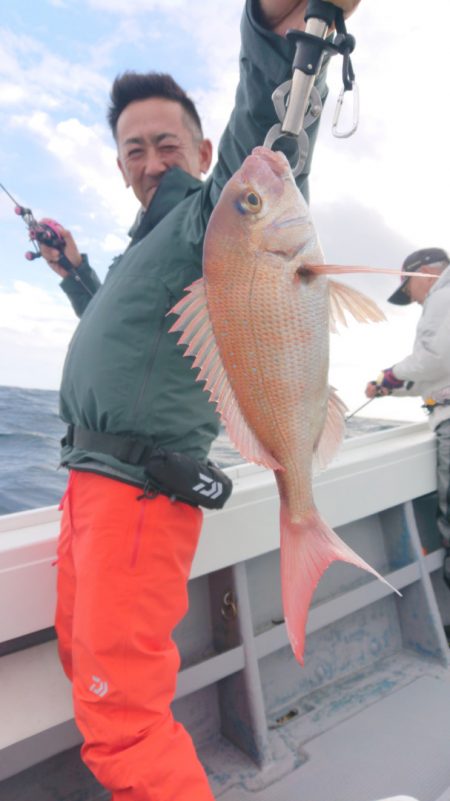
[100,233,129,252]
[0,27,109,112]
[177,5,241,148]
[0,280,75,336]
[1,0,448,408]
[1,3,242,238]
[310,197,414,303]
[88,17,163,71]
[0,326,69,390]
[0,26,138,238]
[10,111,138,232]
[83,1,243,150]
[87,0,186,11]
[0,281,77,389]
[310,196,427,423]
[310,0,449,249]
[0,81,26,105]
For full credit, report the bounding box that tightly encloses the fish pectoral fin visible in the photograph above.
[168,278,283,471]
[296,262,385,330]
[328,280,385,332]
[314,387,347,470]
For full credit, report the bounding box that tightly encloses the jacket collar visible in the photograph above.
[128,167,202,244]
[424,264,450,305]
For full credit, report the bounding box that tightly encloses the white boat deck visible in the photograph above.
[0,421,449,801]
[219,669,450,801]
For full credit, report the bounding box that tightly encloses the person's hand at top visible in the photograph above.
[38,224,82,278]
[259,0,361,36]
[325,0,362,14]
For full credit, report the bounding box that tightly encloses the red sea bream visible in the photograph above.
[170,147,399,664]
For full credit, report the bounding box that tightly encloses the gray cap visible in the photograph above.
[388,247,449,305]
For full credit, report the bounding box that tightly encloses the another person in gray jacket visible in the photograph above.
[365,247,450,587]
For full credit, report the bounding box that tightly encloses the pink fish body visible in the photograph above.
[170,147,398,664]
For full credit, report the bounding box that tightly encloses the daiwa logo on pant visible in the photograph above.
[193,473,223,500]
[89,675,108,697]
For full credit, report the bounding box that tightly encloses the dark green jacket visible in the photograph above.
[59,0,329,487]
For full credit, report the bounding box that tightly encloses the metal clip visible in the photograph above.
[220,590,238,621]
[263,124,310,178]
[263,16,329,178]
[263,9,359,172]
[263,84,323,177]
[332,81,359,139]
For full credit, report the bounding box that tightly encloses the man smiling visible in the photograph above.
[116,87,213,207]
[38,1,360,799]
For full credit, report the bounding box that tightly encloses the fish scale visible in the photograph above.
[209,269,322,445]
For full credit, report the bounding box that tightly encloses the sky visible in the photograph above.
[0,0,449,423]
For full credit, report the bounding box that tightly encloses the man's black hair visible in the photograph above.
[107,72,203,140]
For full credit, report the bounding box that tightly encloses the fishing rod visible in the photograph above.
[0,181,94,295]
[346,396,376,421]
[346,381,388,421]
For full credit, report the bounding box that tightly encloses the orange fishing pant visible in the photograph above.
[55,470,214,801]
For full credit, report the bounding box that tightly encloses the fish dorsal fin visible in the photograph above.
[328,280,385,333]
[169,278,282,471]
[314,386,347,470]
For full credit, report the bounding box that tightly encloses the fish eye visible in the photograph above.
[246,192,260,207]
[236,189,262,215]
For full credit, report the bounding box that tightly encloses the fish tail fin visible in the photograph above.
[280,504,400,665]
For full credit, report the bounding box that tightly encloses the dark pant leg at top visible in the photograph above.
[436,419,450,547]
[55,470,214,801]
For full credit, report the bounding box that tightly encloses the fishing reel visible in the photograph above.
[0,181,76,273]
[13,204,66,262]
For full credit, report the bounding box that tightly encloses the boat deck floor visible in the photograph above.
[0,745,108,801]
[2,652,450,801]
[220,674,450,801]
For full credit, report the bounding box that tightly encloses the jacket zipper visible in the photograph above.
[132,294,172,419]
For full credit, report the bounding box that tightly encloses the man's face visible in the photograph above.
[116,97,212,208]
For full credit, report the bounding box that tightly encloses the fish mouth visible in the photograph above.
[251,146,290,177]
[240,147,290,187]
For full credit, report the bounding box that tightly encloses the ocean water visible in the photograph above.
[0,385,403,516]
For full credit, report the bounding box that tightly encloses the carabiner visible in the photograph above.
[332,81,359,139]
